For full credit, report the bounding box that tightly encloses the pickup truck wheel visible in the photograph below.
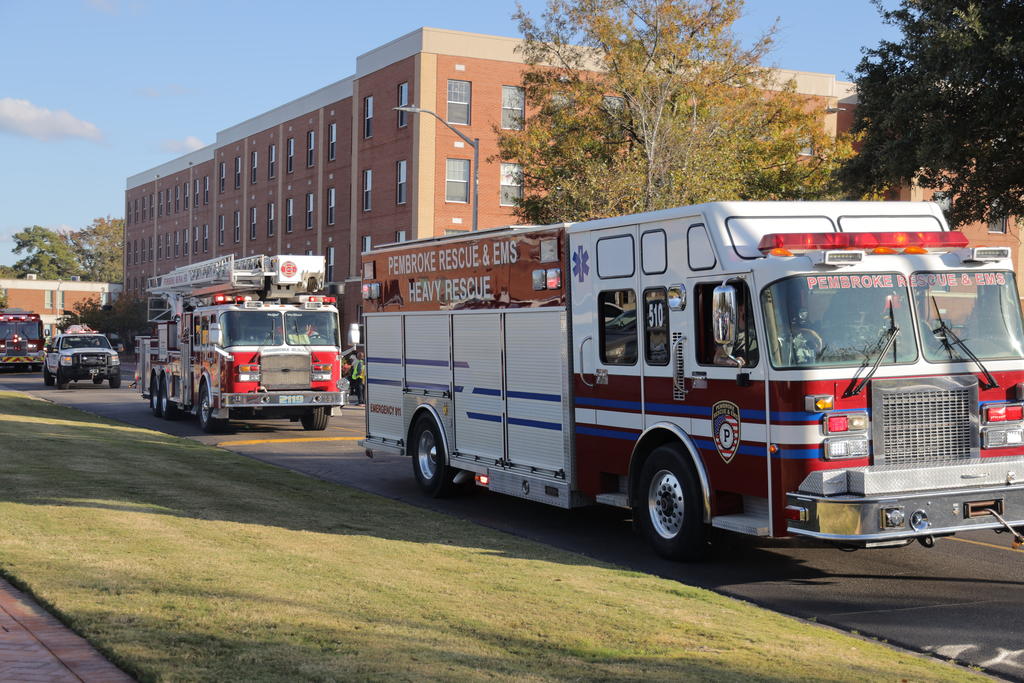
[198,383,225,433]
[300,407,329,431]
[150,373,164,417]
[160,375,180,419]
[108,374,121,389]
[43,367,55,386]
[56,369,69,390]
[410,415,459,498]
[635,444,709,561]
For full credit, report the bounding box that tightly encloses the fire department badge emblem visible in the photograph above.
[712,401,741,463]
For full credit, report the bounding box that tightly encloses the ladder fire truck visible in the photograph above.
[0,309,45,371]
[360,201,1024,559]
[137,254,345,433]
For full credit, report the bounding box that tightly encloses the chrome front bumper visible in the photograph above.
[221,391,343,407]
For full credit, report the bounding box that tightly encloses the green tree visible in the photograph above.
[58,292,147,350]
[11,226,82,280]
[69,216,124,283]
[839,0,1024,227]
[497,0,855,224]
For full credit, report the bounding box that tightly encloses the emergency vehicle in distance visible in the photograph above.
[137,254,345,433]
[0,309,45,371]
[44,324,121,389]
[359,201,1024,560]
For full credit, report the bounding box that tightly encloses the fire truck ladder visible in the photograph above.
[148,254,273,300]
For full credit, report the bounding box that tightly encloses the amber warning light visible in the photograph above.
[758,231,968,254]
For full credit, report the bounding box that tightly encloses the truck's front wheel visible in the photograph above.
[43,367,54,386]
[635,444,708,561]
[300,407,329,431]
[410,415,459,498]
[56,369,69,390]
[198,383,225,433]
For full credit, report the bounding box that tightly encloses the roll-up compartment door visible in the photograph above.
[453,313,504,462]
[365,315,404,442]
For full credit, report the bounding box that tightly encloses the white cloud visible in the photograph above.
[0,98,103,142]
[160,136,205,154]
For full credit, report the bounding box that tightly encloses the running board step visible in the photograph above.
[711,513,770,536]
[595,493,629,509]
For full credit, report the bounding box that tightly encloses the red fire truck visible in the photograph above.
[0,309,45,371]
[137,254,345,433]
[359,201,1024,559]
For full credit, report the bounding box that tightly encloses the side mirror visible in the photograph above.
[44,344,52,353]
[712,284,738,347]
[208,322,223,347]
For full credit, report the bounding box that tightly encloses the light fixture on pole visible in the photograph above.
[395,105,479,231]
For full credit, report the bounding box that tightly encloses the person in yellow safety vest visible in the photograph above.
[350,351,366,405]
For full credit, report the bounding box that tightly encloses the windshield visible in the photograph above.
[911,271,1024,361]
[221,311,284,346]
[0,322,42,339]
[284,310,339,346]
[61,335,111,350]
[762,274,917,368]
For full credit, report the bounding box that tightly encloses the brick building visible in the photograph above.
[0,276,122,336]
[123,27,860,325]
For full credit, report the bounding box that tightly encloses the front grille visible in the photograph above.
[261,353,310,390]
[872,376,979,467]
[78,353,108,366]
[7,341,26,353]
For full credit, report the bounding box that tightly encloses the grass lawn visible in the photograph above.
[0,391,978,681]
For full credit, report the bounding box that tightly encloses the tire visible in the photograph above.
[410,415,459,498]
[109,374,121,389]
[43,367,54,386]
[150,373,164,417]
[92,376,104,384]
[159,375,180,419]
[56,369,69,390]
[635,444,709,561]
[300,407,329,431]
[197,383,225,433]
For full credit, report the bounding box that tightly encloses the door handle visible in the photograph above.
[672,335,686,399]
[578,335,594,388]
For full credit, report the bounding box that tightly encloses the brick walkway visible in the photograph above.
[0,577,133,682]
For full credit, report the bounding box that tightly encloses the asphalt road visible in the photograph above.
[2,368,1023,680]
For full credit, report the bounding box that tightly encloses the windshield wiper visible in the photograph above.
[929,296,998,390]
[845,300,900,398]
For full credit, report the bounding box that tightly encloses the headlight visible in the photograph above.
[60,355,73,366]
[110,354,120,364]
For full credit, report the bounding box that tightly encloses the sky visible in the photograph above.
[0,0,901,268]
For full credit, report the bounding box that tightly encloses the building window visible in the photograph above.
[395,230,407,242]
[203,224,209,252]
[142,197,147,221]
[218,215,225,245]
[502,86,525,130]
[250,150,258,184]
[326,187,335,225]
[363,96,373,138]
[234,156,241,188]
[305,192,314,229]
[134,198,139,222]
[267,202,275,236]
[446,158,470,202]
[174,231,180,257]
[158,190,163,217]
[233,211,241,243]
[219,162,226,192]
[500,162,523,206]
[362,169,372,211]
[194,179,200,204]
[157,235,163,260]
[192,226,198,254]
[286,138,294,173]
[362,235,371,253]
[250,206,257,239]
[183,227,189,255]
[306,130,315,167]
[327,122,336,161]
[203,176,209,203]
[174,185,180,212]
[286,197,294,232]
[166,189,172,214]
[989,215,1008,234]
[183,181,189,209]
[396,160,407,205]
[397,82,409,127]
[326,246,335,282]
[447,79,471,124]
[268,143,276,178]
[149,236,154,261]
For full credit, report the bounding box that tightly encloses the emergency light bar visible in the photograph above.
[961,246,1011,263]
[758,231,969,254]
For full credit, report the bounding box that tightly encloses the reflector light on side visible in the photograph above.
[984,403,1024,423]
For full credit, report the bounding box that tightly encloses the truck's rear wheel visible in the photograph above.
[410,415,459,498]
[300,407,329,431]
[635,444,708,561]
[198,383,225,433]
[56,369,69,390]
[150,373,163,417]
[43,367,54,386]
[160,376,180,419]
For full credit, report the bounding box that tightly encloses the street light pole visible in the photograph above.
[395,105,479,232]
